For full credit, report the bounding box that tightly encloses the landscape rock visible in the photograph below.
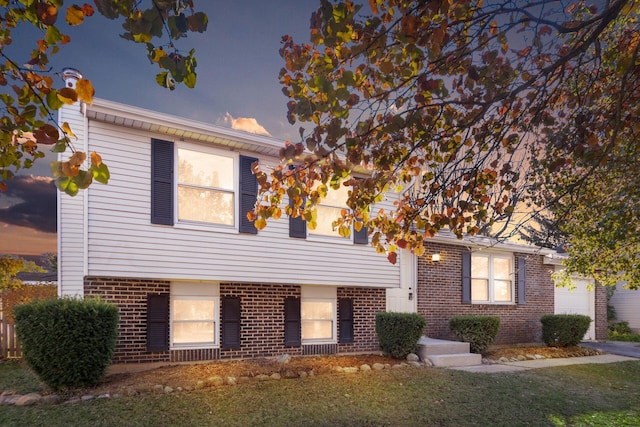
[153,384,164,393]
[534,354,545,359]
[499,357,510,364]
[276,354,291,364]
[81,395,94,401]
[164,386,173,394]
[256,374,270,381]
[207,375,224,387]
[226,376,238,386]
[270,373,281,380]
[406,353,420,362]
[283,369,298,379]
[194,380,205,390]
[408,361,422,367]
[422,359,433,367]
[14,393,41,406]
[372,363,385,371]
[342,367,359,374]
[238,376,252,384]
[360,364,371,371]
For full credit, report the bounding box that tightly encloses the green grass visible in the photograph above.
[608,331,640,342]
[0,360,45,394]
[1,361,640,426]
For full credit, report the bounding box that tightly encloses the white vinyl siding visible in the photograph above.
[610,282,640,333]
[74,119,399,288]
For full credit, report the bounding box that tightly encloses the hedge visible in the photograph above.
[540,314,591,347]
[14,297,119,390]
[449,315,500,353]
[375,312,426,359]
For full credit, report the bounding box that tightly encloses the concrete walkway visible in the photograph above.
[451,353,637,373]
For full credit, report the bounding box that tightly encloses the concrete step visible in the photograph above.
[417,337,470,357]
[428,353,483,367]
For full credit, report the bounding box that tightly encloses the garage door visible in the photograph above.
[554,277,596,341]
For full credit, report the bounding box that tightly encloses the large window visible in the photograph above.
[301,286,337,343]
[171,282,219,348]
[471,253,513,303]
[311,184,350,238]
[177,146,236,226]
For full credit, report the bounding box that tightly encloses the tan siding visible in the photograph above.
[610,283,640,332]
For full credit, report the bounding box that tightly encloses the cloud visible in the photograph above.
[0,175,57,233]
[223,112,271,136]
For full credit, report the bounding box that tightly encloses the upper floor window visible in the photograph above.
[471,253,513,303]
[177,147,237,226]
[311,184,351,239]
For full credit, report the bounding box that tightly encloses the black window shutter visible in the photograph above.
[284,297,301,346]
[289,198,306,238]
[221,296,241,349]
[517,257,526,305]
[147,293,169,351]
[239,155,258,234]
[151,139,174,225]
[353,223,368,245]
[338,298,354,343]
[462,251,472,304]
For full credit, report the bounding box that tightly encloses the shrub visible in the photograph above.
[540,314,591,347]
[375,312,426,359]
[449,315,500,353]
[608,321,632,335]
[14,297,118,390]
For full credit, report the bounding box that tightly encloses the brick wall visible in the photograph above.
[85,278,385,364]
[417,242,555,344]
[595,284,608,340]
[219,283,301,359]
[85,277,171,364]
[338,287,386,353]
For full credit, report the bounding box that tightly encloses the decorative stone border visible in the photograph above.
[0,354,433,406]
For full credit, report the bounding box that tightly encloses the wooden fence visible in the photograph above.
[0,309,22,359]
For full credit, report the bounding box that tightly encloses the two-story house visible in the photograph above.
[57,71,606,366]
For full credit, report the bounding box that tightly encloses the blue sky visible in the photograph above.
[0,1,320,256]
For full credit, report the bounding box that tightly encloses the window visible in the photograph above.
[301,286,337,343]
[177,146,236,226]
[311,184,350,238]
[471,253,513,303]
[171,282,220,348]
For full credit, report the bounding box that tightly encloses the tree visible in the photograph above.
[0,255,44,290]
[1,0,207,195]
[252,0,640,279]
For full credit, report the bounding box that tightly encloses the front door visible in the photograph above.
[386,249,417,313]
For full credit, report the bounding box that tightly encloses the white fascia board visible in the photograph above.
[82,98,286,157]
[428,230,557,256]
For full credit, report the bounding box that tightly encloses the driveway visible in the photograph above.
[581,341,640,358]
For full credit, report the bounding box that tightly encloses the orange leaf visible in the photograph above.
[90,151,102,167]
[75,79,94,104]
[81,3,95,16]
[33,124,59,145]
[65,5,85,26]
[518,46,532,57]
[69,151,86,166]
[387,252,398,264]
[35,2,58,25]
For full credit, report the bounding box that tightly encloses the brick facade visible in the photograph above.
[85,277,384,364]
[417,242,556,344]
[594,284,608,340]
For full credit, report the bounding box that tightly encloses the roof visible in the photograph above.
[83,98,287,158]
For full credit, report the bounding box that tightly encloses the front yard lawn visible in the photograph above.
[1,360,639,426]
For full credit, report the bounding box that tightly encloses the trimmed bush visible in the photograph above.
[540,314,591,347]
[14,297,118,390]
[449,315,500,353]
[608,321,632,335]
[375,312,426,359]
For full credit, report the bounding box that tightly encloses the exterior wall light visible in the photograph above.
[431,253,441,262]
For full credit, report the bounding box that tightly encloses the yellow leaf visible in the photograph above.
[62,122,76,139]
[76,79,94,104]
[65,5,85,26]
[254,217,267,230]
[414,244,425,257]
[90,151,102,167]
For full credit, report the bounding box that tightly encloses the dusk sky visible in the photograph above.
[0,1,320,256]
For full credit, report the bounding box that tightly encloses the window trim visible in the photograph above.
[175,142,239,231]
[170,282,220,350]
[471,252,515,304]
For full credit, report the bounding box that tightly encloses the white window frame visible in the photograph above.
[175,142,239,232]
[308,184,352,243]
[301,286,337,344]
[170,282,220,349]
[471,253,514,304]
